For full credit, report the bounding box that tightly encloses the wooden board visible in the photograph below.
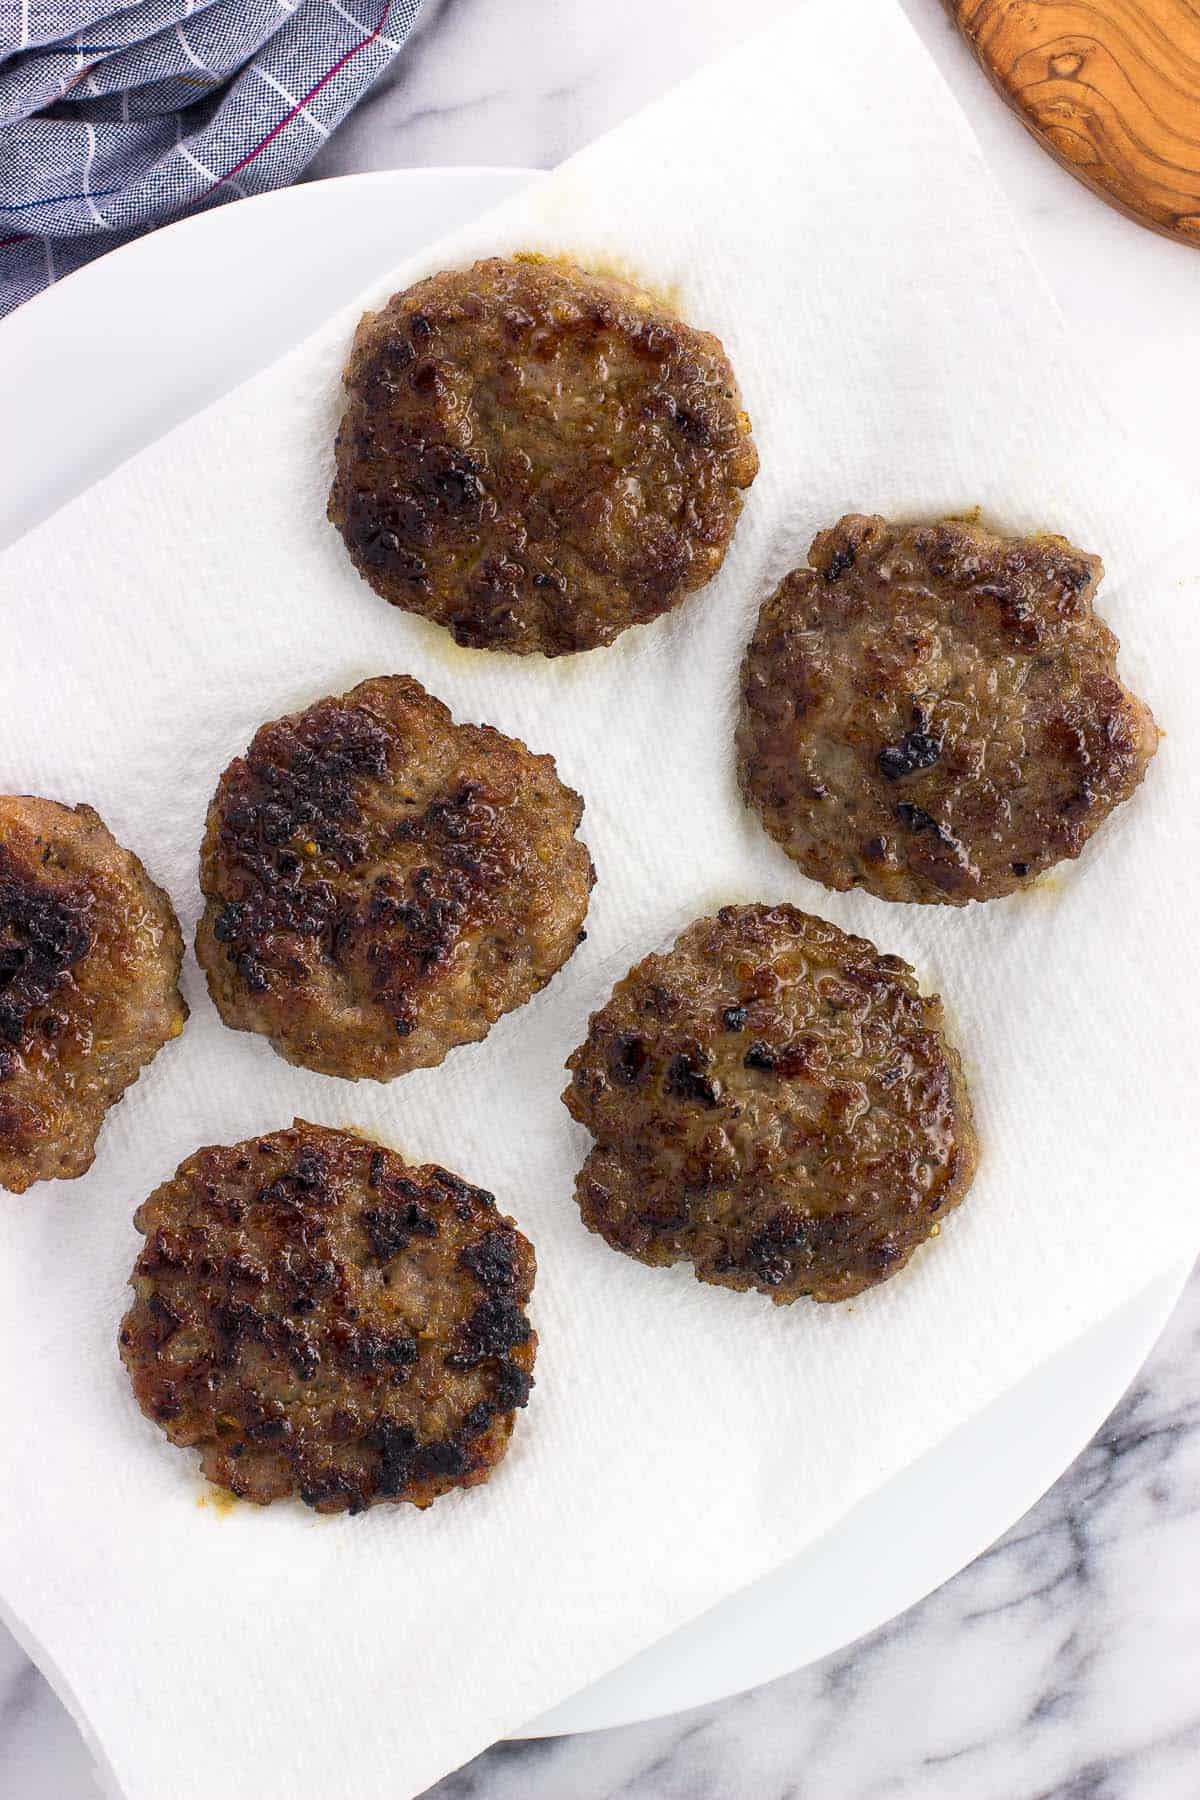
[950,1,1200,244]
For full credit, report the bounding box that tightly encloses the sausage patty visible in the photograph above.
[196,675,594,1081]
[119,1121,537,1513]
[0,796,186,1193]
[328,256,759,656]
[564,904,977,1304]
[738,515,1160,905]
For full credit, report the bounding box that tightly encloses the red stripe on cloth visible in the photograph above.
[208,0,393,193]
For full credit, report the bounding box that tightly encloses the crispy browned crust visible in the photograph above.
[564,904,977,1304]
[737,515,1160,905]
[327,256,759,656]
[119,1121,538,1513]
[196,675,594,1081]
[0,796,187,1193]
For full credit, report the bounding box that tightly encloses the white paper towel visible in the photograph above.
[1,2,1197,1795]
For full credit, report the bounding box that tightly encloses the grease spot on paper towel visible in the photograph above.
[513,245,682,313]
[396,609,628,706]
[1013,870,1066,907]
[340,1118,410,1158]
[197,1486,237,1517]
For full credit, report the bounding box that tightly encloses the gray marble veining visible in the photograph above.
[4,1,1199,1794]
[418,1273,1200,1799]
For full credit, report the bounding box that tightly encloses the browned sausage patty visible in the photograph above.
[328,256,759,656]
[738,515,1159,905]
[0,797,186,1193]
[196,675,594,1081]
[119,1121,537,1513]
[564,905,976,1304]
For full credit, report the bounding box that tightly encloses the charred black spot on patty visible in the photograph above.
[877,729,942,781]
[448,1295,533,1368]
[0,845,93,1049]
[609,1032,649,1087]
[663,1050,719,1108]
[459,1228,519,1292]
[895,803,957,847]
[361,1197,438,1262]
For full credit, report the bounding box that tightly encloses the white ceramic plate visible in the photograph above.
[2,168,1192,1747]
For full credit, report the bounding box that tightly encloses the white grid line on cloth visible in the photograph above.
[326,0,406,56]
[176,137,246,199]
[254,62,329,137]
[19,0,29,49]
[82,122,107,225]
[174,18,212,74]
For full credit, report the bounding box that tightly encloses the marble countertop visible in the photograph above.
[4,2,1198,1795]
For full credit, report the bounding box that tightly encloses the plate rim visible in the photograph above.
[1,164,542,338]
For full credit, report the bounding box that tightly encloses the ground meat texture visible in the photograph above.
[327,256,759,656]
[195,675,594,1080]
[0,797,186,1194]
[119,1121,538,1513]
[564,905,977,1305]
[737,515,1160,905]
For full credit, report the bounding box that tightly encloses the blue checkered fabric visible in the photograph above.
[0,0,424,315]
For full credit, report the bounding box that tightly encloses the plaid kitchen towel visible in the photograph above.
[0,0,424,316]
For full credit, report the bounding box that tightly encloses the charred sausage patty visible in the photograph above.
[564,904,977,1304]
[738,515,1159,904]
[328,256,759,656]
[0,797,186,1193]
[196,675,594,1081]
[119,1121,537,1513]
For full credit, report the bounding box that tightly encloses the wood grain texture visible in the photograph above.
[951,0,1200,244]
